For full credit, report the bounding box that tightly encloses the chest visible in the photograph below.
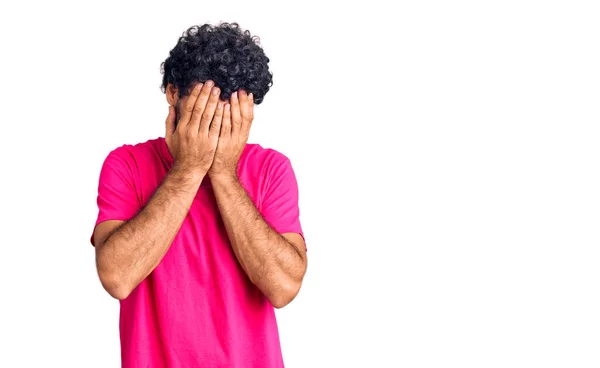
[134,168,262,282]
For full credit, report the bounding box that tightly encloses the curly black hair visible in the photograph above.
[160,22,273,104]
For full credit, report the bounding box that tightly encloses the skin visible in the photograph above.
[93,80,307,308]
[207,89,307,308]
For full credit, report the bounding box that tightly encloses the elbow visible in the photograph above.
[271,298,291,309]
[97,269,133,301]
[96,248,133,301]
[269,280,302,309]
[106,284,132,301]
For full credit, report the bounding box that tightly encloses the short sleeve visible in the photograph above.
[90,147,141,246]
[259,153,306,250]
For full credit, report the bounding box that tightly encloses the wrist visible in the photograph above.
[170,163,206,183]
[209,171,239,186]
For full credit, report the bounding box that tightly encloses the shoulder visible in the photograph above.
[242,143,292,169]
[241,144,299,194]
[103,137,162,164]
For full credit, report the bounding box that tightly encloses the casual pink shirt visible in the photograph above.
[90,137,305,368]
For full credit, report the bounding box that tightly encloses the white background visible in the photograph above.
[0,1,599,367]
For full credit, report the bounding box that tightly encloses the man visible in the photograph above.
[90,22,307,368]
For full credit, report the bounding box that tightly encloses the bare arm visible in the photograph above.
[207,90,307,308]
[211,174,307,308]
[93,80,224,300]
[94,166,203,300]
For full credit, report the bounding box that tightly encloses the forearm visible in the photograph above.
[96,165,203,298]
[211,174,306,307]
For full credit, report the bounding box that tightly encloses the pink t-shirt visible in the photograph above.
[90,137,305,368]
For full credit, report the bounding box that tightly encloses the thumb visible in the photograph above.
[165,105,176,137]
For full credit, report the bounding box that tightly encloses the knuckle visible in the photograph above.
[185,129,195,139]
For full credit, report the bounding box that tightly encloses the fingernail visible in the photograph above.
[232,91,237,98]
[226,104,230,110]
[212,87,219,95]
[206,80,214,87]
[249,93,253,99]
[196,84,203,90]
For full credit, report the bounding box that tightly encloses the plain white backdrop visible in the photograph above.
[1,1,599,367]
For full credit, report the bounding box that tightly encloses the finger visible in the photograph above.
[199,86,221,134]
[239,89,251,126]
[188,80,214,131]
[179,83,203,128]
[230,91,242,135]
[220,103,232,137]
[244,92,255,135]
[209,102,224,137]
[165,105,176,138]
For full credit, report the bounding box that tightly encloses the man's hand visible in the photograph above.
[208,89,254,179]
[166,80,225,178]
